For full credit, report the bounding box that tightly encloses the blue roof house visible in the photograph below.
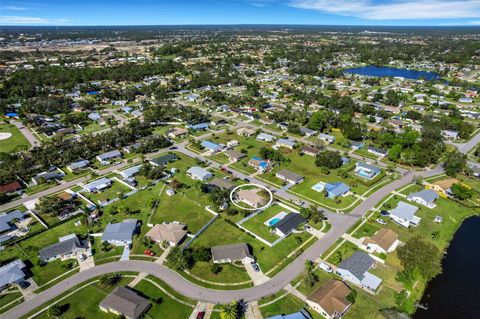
[201,140,222,153]
[187,123,209,131]
[325,182,350,198]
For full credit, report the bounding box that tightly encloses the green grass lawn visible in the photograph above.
[84,180,131,204]
[187,261,251,284]
[0,123,31,153]
[0,291,23,314]
[192,218,312,272]
[241,204,292,243]
[259,293,322,319]
[326,241,359,265]
[352,222,380,239]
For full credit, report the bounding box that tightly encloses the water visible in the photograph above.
[414,216,480,319]
[345,65,440,81]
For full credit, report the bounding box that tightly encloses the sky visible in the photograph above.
[1,0,480,26]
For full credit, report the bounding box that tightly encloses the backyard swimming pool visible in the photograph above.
[311,182,326,192]
[264,211,288,227]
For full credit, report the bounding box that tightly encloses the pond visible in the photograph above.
[344,65,440,81]
[414,216,480,319]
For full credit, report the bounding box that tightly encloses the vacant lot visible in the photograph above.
[0,123,30,153]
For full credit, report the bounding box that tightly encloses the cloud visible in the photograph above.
[2,5,28,10]
[290,0,480,20]
[0,16,70,24]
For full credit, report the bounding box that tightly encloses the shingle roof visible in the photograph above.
[0,259,26,287]
[149,153,177,166]
[407,189,439,203]
[0,210,25,233]
[100,286,150,319]
[97,150,121,161]
[211,243,253,262]
[102,219,137,243]
[276,169,304,182]
[338,251,374,281]
[187,166,212,179]
[39,235,83,261]
[388,201,419,222]
[363,228,398,251]
[275,213,306,235]
[307,279,351,317]
[146,223,187,245]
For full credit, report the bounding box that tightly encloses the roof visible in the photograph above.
[146,223,187,245]
[266,309,312,319]
[277,138,296,147]
[211,243,253,261]
[433,178,459,190]
[275,213,306,235]
[0,259,26,287]
[325,182,350,196]
[319,133,335,140]
[257,132,275,140]
[97,150,121,161]
[120,165,142,178]
[188,123,209,130]
[187,166,212,179]
[100,286,150,319]
[102,219,137,242]
[388,201,419,222]
[84,177,111,191]
[68,160,90,170]
[209,178,234,190]
[301,145,320,155]
[238,189,265,207]
[0,210,25,233]
[368,146,387,154]
[363,228,398,251]
[338,251,374,280]
[0,181,21,193]
[224,150,246,160]
[307,279,351,317]
[356,162,381,173]
[201,140,221,150]
[276,169,304,182]
[150,153,177,166]
[407,189,439,203]
[39,235,83,261]
[34,171,63,181]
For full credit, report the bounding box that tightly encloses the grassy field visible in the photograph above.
[187,261,251,284]
[241,204,291,243]
[0,123,31,153]
[84,180,132,204]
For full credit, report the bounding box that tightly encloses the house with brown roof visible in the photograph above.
[362,228,399,254]
[306,279,352,319]
[167,127,188,139]
[224,150,246,162]
[237,189,266,208]
[301,146,321,157]
[211,243,255,264]
[427,178,459,198]
[0,181,22,195]
[99,286,150,319]
[236,127,256,137]
[145,223,187,246]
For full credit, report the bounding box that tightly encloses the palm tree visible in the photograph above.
[220,301,239,319]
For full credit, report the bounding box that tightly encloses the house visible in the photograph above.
[227,140,239,148]
[256,132,276,142]
[209,178,235,190]
[31,170,64,185]
[67,159,90,173]
[236,127,256,137]
[187,123,209,131]
[39,234,86,262]
[0,181,22,195]
[318,133,336,144]
[276,169,304,185]
[0,259,27,292]
[306,279,352,319]
[0,210,25,235]
[186,166,213,181]
[266,309,313,319]
[149,153,177,167]
[367,146,387,157]
[274,213,306,237]
[301,145,321,157]
[201,140,222,153]
[442,129,459,140]
[427,178,459,198]
[336,251,382,292]
[123,143,141,154]
[324,182,350,199]
[185,93,199,102]
[119,165,142,181]
[224,150,246,162]
[350,141,364,150]
[100,286,150,319]
[276,138,296,149]
[88,112,102,122]
[237,189,266,208]
[167,127,188,139]
[145,223,187,246]
[96,150,122,165]
[83,177,112,193]
[355,162,381,180]
[388,201,421,228]
[362,229,399,254]
[407,189,439,208]
[102,219,138,246]
[300,127,316,137]
[248,157,273,173]
[211,243,255,264]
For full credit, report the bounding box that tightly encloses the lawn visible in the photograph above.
[84,180,132,204]
[326,241,359,265]
[0,123,31,153]
[0,216,88,286]
[0,291,23,314]
[187,261,251,284]
[241,204,293,243]
[259,293,322,319]
[192,218,312,272]
[352,222,380,239]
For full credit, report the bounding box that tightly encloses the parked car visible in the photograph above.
[319,262,333,273]
[18,281,30,289]
[79,254,86,261]
[251,262,260,272]
[380,210,390,216]
[196,311,205,319]
[304,225,312,231]
[169,146,177,150]
[376,218,387,225]
[243,178,250,182]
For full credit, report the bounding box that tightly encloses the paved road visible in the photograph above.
[11,120,41,148]
[447,131,480,154]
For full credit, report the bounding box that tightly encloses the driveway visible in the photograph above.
[120,245,130,261]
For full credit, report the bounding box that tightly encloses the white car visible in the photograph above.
[319,262,333,273]
[376,218,387,225]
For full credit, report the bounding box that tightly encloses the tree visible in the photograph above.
[99,274,121,287]
[443,150,467,176]
[220,301,240,319]
[166,246,193,270]
[450,183,473,200]
[315,150,342,169]
[48,304,64,318]
[397,236,442,281]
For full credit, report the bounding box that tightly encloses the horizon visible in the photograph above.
[1,0,480,27]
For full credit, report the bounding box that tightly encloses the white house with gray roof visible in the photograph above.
[211,243,255,264]
[83,177,112,193]
[102,219,138,246]
[407,189,439,208]
[39,234,86,262]
[388,201,421,228]
[186,166,212,181]
[256,132,276,142]
[96,150,122,165]
[336,251,382,292]
[0,259,27,291]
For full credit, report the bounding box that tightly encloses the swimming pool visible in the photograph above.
[268,217,282,226]
[311,182,326,192]
[264,211,288,227]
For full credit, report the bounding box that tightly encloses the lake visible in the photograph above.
[414,216,480,319]
[344,65,440,81]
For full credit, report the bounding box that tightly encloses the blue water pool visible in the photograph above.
[269,218,282,226]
